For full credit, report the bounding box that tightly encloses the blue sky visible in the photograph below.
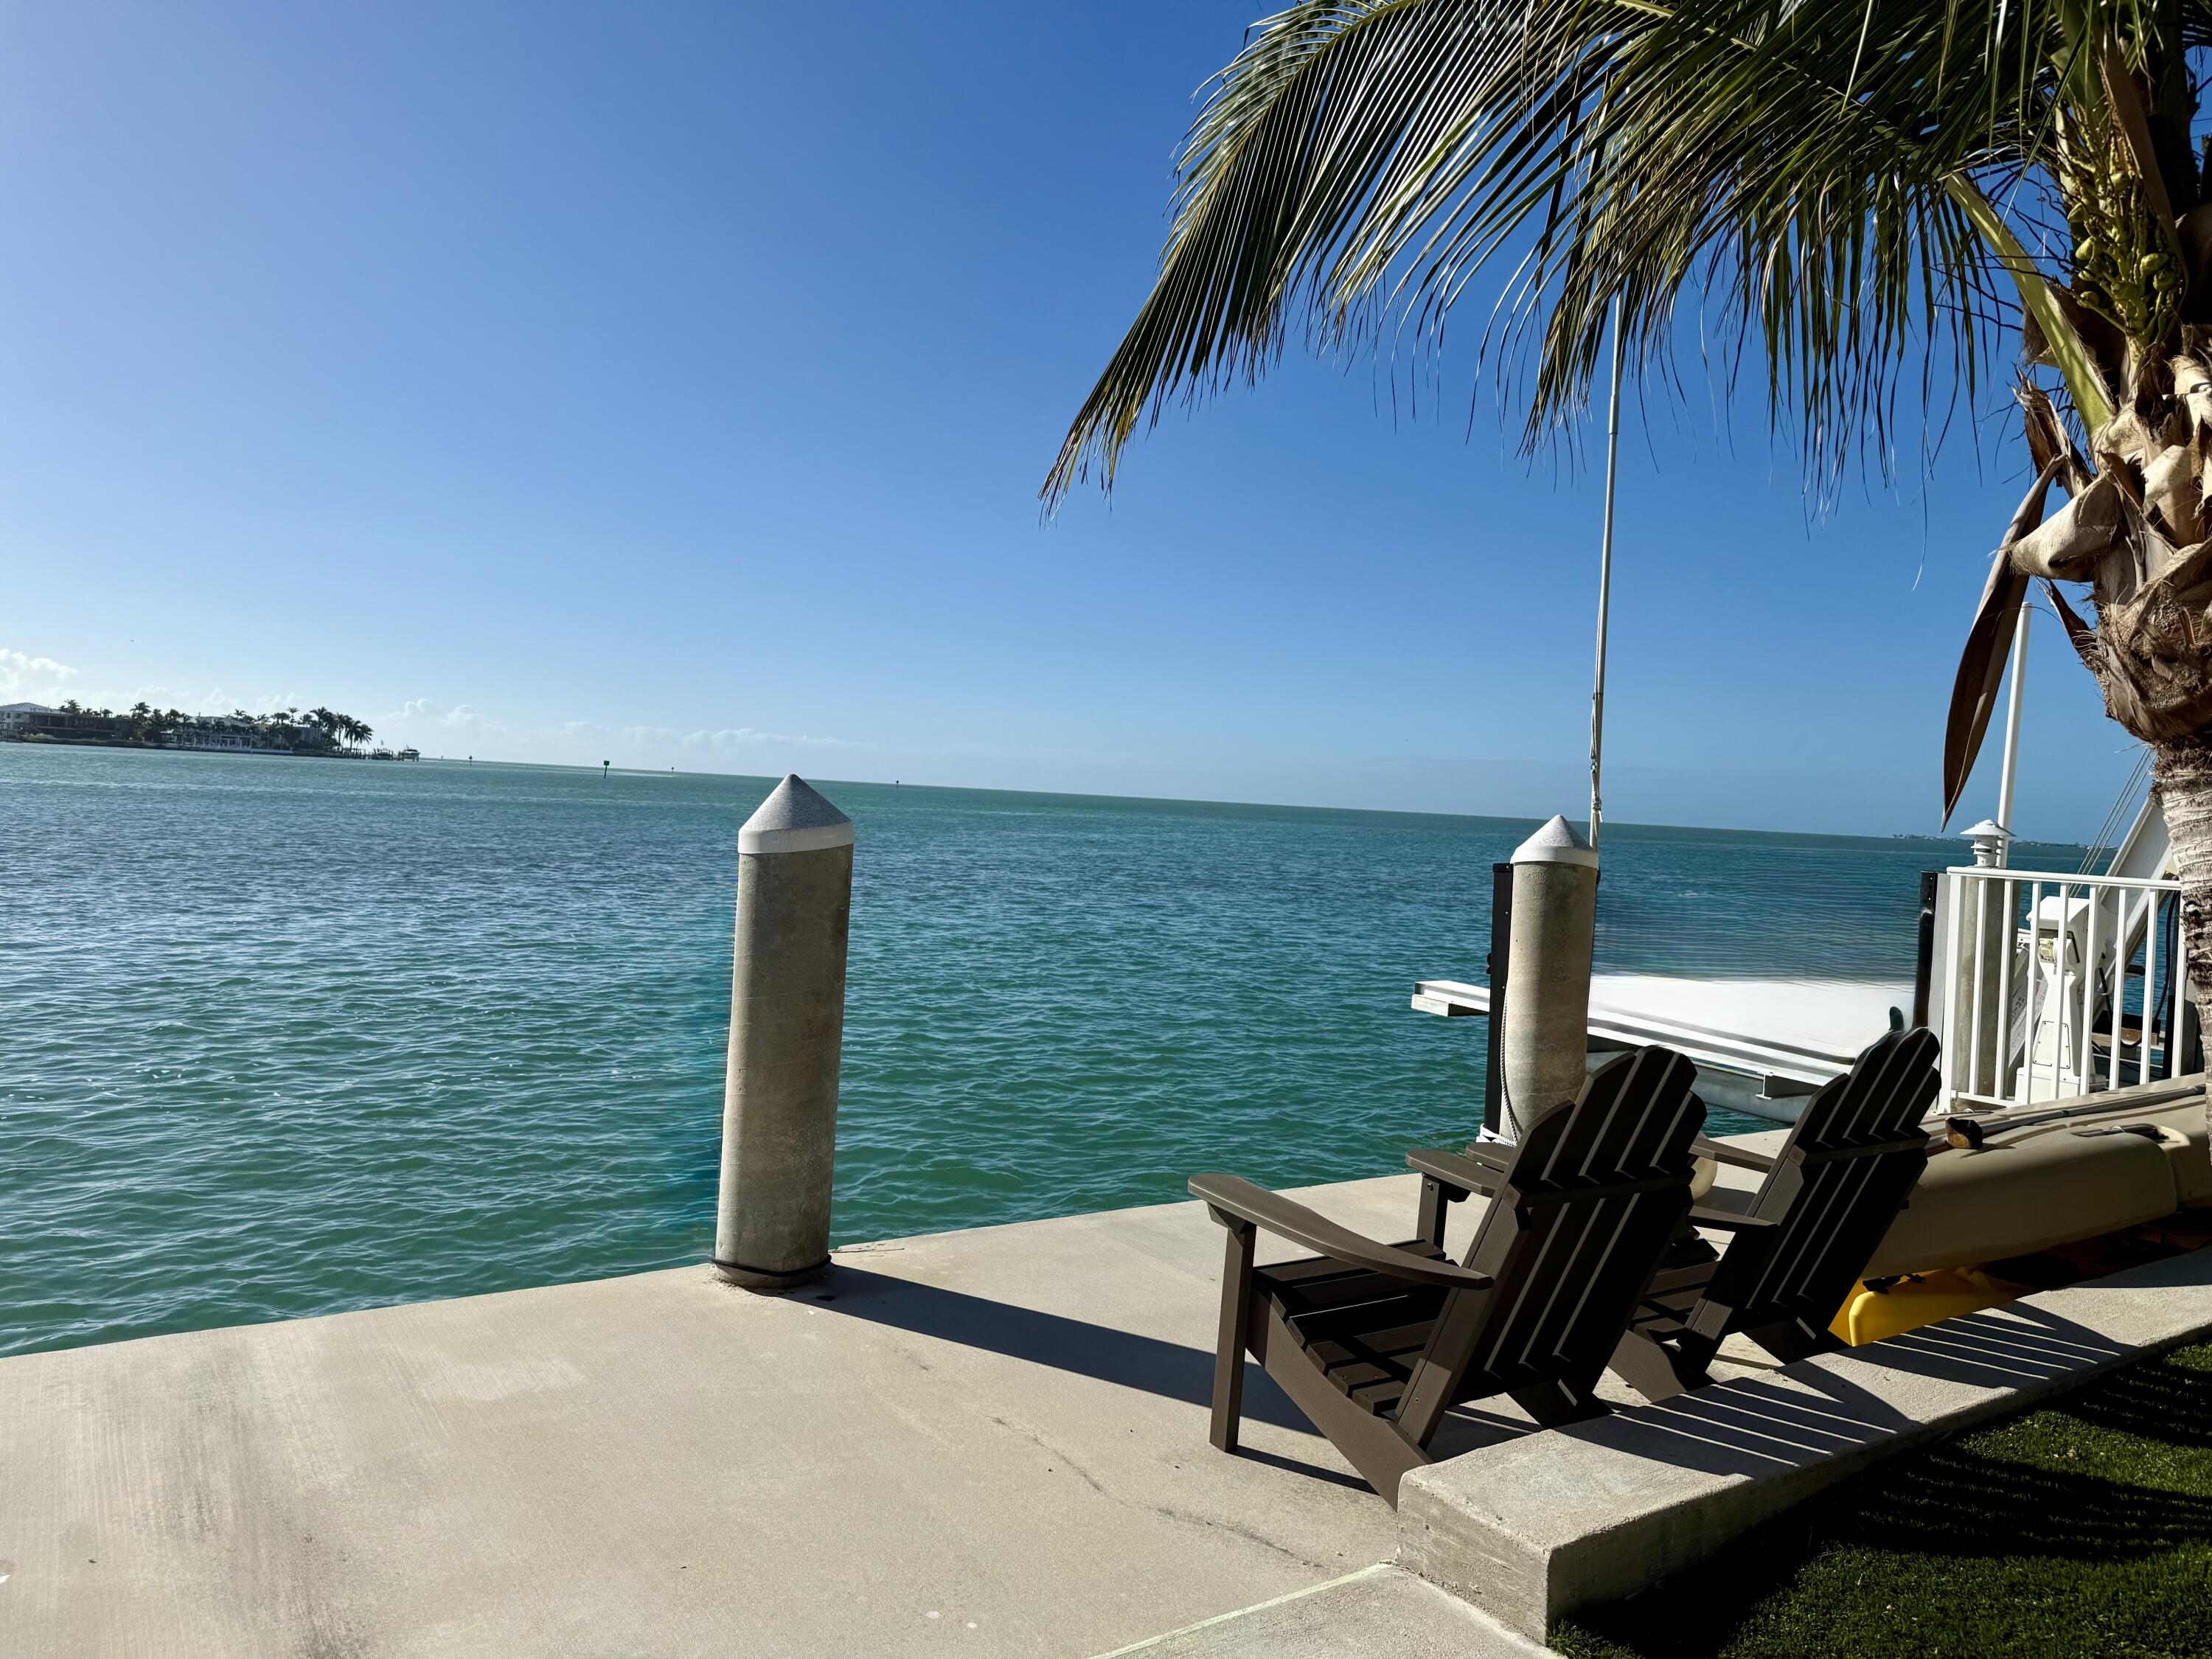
[0,1,2146,838]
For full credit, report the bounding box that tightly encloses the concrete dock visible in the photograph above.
[14,1145,2212,1657]
[0,1172,1517,1659]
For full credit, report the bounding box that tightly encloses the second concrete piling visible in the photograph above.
[1498,814,1599,1140]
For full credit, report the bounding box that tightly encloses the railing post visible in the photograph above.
[1497,815,1599,1141]
[1955,821,2011,1103]
[713,774,855,1290]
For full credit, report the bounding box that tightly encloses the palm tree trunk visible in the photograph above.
[2154,736,2212,1016]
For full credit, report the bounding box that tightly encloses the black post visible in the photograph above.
[1910,870,1939,1029]
[1484,861,1513,1138]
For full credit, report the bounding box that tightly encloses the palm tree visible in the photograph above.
[1048,1,2212,998]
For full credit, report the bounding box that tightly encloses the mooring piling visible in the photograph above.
[1497,814,1599,1140]
[713,773,854,1290]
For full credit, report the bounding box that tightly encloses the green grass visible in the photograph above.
[1552,1341,2212,1659]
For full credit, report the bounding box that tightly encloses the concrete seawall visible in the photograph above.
[1,1175,1447,1658]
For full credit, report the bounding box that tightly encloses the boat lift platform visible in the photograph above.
[1413,973,1912,1122]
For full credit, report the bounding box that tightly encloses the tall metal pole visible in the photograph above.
[1589,296,1626,853]
[1994,604,2030,868]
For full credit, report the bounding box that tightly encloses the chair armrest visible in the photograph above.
[1189,1174,1495,1291]
[1686,1204,1779,1233]
[1691,1133,1777,1172]
[1406,1146,1503,1197]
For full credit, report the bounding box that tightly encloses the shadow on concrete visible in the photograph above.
[1576,1304,2132,1483]
[1225,1444,1373,1492]
[807,1265,1317,1437]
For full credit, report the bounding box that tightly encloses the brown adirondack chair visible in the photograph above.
[1189,1046,1705,1503]
[1608,1026,1940,1398]
[1416,1028,1941,1404]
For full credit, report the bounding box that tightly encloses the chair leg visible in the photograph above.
[1416,1176,1450,1251]
[1608,1327,1702,1402]
[1508,1375,1607,1428]
[1743,1317,1843,1368]
[1208,1215,1256,1454]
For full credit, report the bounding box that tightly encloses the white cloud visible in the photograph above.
[684,726,870,751]
[366,698,870,768]
[0,647,79,700]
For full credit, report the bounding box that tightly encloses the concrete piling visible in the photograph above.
[1498,815,1599,1140]
[714,773,855,1290]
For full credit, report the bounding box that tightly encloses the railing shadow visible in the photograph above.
[1556,1302,2135,1482]
[1565,1340,2212,1657]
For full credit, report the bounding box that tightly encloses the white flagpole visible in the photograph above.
[1993,605,2029,867]
[1590,296,1625,853]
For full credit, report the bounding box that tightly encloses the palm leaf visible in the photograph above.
[1045,0,2186,503]
[1941,457,2062,825]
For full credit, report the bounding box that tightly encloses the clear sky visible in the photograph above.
[0,1,2147,839]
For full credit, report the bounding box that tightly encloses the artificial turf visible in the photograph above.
[1551,1340,2212,1659]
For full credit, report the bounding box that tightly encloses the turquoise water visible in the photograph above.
[1,747,2075,1358]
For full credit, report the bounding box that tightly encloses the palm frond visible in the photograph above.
[1046,0,2207,504]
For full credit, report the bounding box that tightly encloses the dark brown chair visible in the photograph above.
[1416,1028,1941,1403]
[1189,1046,1705,1503]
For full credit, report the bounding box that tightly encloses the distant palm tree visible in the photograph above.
[1050,0,2212,1001]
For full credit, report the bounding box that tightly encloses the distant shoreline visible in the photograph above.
[1,700,416,761]
[4,740,2079,849]
[2,733,420,759]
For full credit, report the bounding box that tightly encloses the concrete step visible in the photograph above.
[1093,1564,1551,1658]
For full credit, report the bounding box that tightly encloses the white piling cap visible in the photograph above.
[1511,813,1598,868]
[739,773,854,855]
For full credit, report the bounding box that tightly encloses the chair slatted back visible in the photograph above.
[1397,1047,1704,1434]
[1703,1027,1939,1338]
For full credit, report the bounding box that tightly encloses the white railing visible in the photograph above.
[1938,865,2186,1110]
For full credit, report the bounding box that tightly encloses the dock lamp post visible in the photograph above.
[713,774,855,1290]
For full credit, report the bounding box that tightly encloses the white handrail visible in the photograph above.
[1939,864,2185,1111]
[1941,864,2180,892]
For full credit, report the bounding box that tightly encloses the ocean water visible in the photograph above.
[0,747,2076,1358]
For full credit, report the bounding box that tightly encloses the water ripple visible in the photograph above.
[0,748,2034,1357]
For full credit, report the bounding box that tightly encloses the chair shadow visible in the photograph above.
[1577,1301,2139,1483]
[803,1263,1317,1437]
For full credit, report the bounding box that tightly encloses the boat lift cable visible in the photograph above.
[2080,747,2155,875]
[1590,296,1624,854]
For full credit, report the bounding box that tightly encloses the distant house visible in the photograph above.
[2,701,354,755]
[4,705,132,742]
[0,701,54,737]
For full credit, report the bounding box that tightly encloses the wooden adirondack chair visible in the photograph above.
[1604,1027,1940,1399]
[1189,1046,1705,1503]
[1415,1027,1940,1404]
